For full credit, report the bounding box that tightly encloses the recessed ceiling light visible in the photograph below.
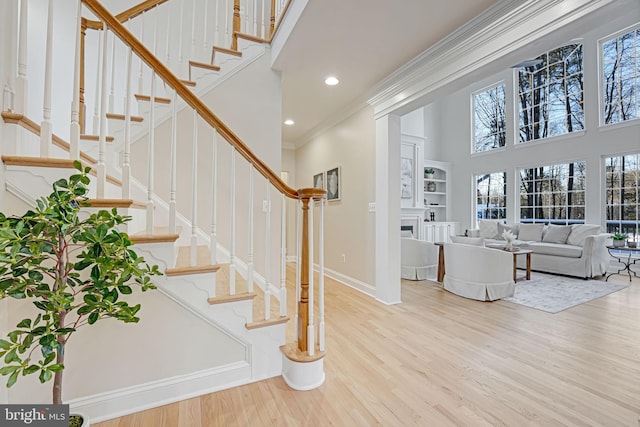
[324,76,339,86]
[284,119,295,126]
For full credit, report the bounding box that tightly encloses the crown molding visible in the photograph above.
[368,0,617,118]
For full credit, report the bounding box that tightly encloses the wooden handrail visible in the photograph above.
[81,0,314,201]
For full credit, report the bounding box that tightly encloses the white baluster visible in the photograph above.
[318,197,325,351]
[97,27,108,197]
[214,0,220,46]
[210,128,218,264]
[203,0,209,52]
[260,0,266,39]
[165,3,171,66]
[190,0,196,59]
[190,111,199,266]
[229,147,237,295]
[280,193,287,317]
[224,0,230,48]
[122,46,133,199]
[295,199,301,330]
[307,196,315,356]
[16,0,28,113]
[264,185,271,320]
[252,0,258,35]
[108,33,115,112]
[138,14,144,94]
[70,0,82,160]
[92,29,102,134]
[247,165,255,293]
[178,0,184,64]
[169,90,177,234]
[40,0,54,157]
[145,70,156,233]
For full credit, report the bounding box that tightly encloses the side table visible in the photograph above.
[605,246,640,282]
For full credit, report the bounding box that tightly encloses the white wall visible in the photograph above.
[4,287,246,404]
[295,107,376,290]
[432,9,640,233]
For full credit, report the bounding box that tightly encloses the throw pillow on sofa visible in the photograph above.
[497,222,519,239]
[542,224,572,244]
[566,224,601,246]
[450,235,484,246]
[518,223,545,241]
[478,220,500,239]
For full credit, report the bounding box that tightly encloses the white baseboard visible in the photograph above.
[319,265,376,298]
[69,362,251,423]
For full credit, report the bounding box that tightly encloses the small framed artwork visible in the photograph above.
[326,167,341,201]
[401,157,413,199]
[313,172,325,190]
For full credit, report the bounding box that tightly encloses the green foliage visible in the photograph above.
[0,161,161,401]
[612,233,628,240]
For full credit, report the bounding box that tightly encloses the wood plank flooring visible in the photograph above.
[96,268,640,426]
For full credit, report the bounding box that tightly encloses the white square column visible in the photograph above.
[375,114,402,304]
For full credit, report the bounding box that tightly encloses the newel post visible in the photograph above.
[280,187,326,391]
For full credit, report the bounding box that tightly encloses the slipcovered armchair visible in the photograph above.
[401,236,438,280]
[443,242,515,301]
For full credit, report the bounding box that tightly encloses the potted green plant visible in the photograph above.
[424,168,435,179]
[0,162,161,425]
[611,232,628,247]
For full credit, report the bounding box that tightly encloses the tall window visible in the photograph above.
[605,153,639,240]
[602,26,640,125]
[518,44,584,142]
[473,84,506,153]
[476,172,506,219]
[519,162,586,224]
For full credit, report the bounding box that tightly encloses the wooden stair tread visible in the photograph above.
[246,315,289,330]
[180,79,196,87]
[134,94,171,104]
[80,134,115,142]
[234,32,270,44]
[207,292,256,305]
[84,198,146,209]
[2,112,99,165]
[130,233,180,244]
[211,46,242,63]
[106,113,144,122]
[280,342,325,363]
[166,264,221,276]
[189,60,221,72]
[1,155,122,186]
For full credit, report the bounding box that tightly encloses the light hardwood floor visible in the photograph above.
[96,268,640,426]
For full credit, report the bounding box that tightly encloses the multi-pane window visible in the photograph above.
[602,26,640,124]
[605,154,639,240]
[519,162,586,224]
[518,44,584,142]
[476,172,506,219]
[473,84,506,153]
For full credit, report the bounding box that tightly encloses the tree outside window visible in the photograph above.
[519,162,586,224]
[473,84,506,153]
[476,172,507,219]
[518,44,584,142]
[602,27,640,125]
[605,153,639,241]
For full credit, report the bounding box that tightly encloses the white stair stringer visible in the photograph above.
[133,243,285,382]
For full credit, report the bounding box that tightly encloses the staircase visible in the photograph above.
[0,0,325,421]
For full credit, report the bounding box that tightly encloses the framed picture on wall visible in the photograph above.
[313,172,325,190]
[401,157,413,199]
[326,167,341,201]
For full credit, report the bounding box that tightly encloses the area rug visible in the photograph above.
[503,272,627,313]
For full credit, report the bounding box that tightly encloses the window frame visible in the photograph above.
[471,82,507,154]
[475,171,507,221]
[604,152,640,241]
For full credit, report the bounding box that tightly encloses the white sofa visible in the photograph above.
[470,221,610,279]
[442,242,515,301]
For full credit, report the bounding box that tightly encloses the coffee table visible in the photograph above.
[605,246,640,282]
[434,243,532,283]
